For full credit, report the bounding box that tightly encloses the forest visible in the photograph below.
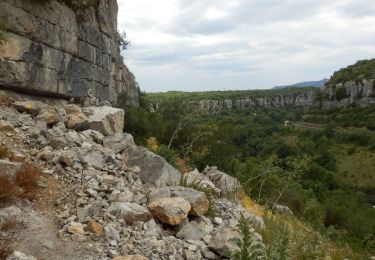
[119,91,375,257]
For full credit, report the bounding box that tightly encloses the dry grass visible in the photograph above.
[0,146,11,160]
[0,162,41,203]
[0,237,14,260]
[0,219,22,231]
[237,190,264,217]
[14,162,41,200]
[0,96,13,107]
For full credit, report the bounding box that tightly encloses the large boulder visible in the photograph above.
[108,202,152,224]
[176,216,213,241]
[122,146,180,187]
[148,197,191,225]
[149,186,209,216]
[103,133,135,153]
[184,169,220,194]
[273,204,293,215]
[12,101,45,116]
[203,166,240,198]
[209,225,239,256]
[85,106,125,136]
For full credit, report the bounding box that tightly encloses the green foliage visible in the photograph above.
[123,90,375,256]
[230,214,266,260]
[260,215,364,260]
[115,31,130,51]
[0,19,7,45]
[155,145,178,168]
[327,59,375,85]
[335,86,348,100]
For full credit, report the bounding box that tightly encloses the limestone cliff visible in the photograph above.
[199,90,317,112]
[322,79,375,108]
[0,0,139,106]
[199,80,375,112]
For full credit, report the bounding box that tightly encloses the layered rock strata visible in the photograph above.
[0,0,139,106]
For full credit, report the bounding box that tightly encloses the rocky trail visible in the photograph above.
[0,97,264,260]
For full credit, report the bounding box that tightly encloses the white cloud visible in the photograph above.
[117,0,375,92]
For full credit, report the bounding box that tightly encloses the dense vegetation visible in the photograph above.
[327,59,375,86]
[120,91,375,257]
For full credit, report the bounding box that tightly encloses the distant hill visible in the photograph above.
[273,79,328,89]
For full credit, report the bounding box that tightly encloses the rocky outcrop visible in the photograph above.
[322,79,375,108]
[0,0,139,106]
[0,98,266,259]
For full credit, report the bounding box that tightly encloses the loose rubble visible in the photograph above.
[0,99,265,259]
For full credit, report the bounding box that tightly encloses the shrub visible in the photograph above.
[0,173,14,202]
[155,145,178,168]
[0,237,14,260]
[0,162,41,202]
[14,162,41,200]
[115,31,130,51]
[230,214,266,259]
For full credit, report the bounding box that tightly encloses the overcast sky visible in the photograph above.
[117,0,375,92]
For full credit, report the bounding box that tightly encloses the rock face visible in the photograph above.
[322,79,375,108]
[0,0,139,106]
[85,106,125,136]
[198,79,375,112]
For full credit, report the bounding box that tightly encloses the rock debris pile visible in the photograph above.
[0,99,264,260]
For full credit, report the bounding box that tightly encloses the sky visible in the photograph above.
[117,0,375,92]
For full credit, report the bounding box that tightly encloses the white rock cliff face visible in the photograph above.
[0,0,139,106]
[199,80,375,112]
[199,90,317,111]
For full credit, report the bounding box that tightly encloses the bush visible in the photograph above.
[115,31,130,51]
[155,145,178,168]
[230,214,266,259]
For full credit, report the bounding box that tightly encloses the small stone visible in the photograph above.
[42,240,55,250]
[104,225,120,241]
[0,120,14,132]
[42,170,54,176]
[6,251,37,260]
[67,222,85,235]
[59,152,74,167]
[213,217,223,225]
